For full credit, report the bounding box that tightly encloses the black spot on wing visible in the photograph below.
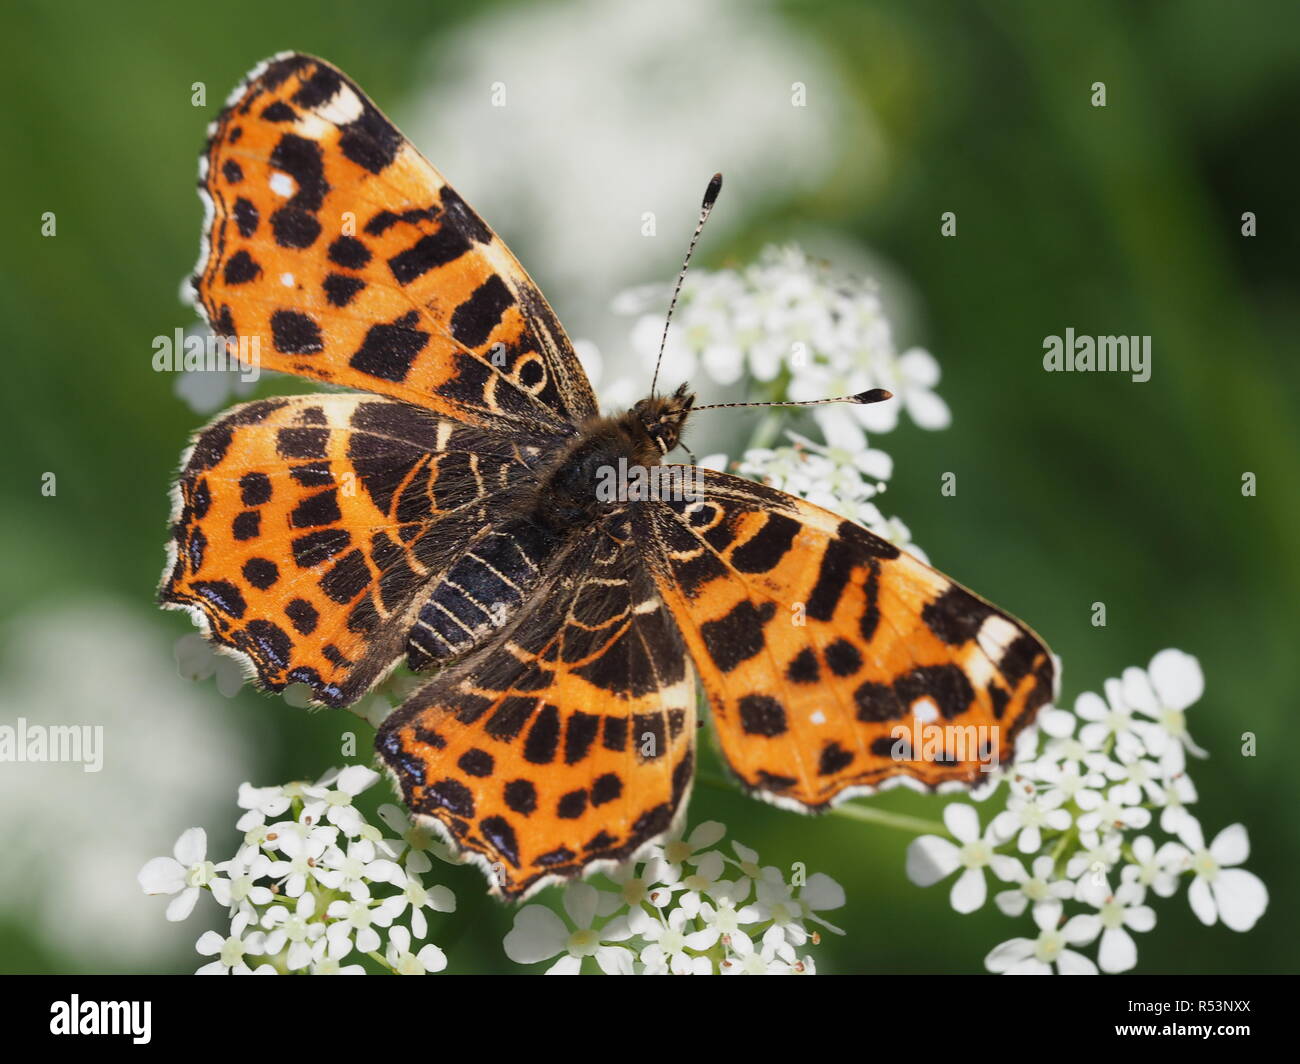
[451,275,514,347]
[700,600,775,673]
[388,228,471,285]
[922,586,994,646]
[270,310,323,355]
[739,694,787,737]
[349,310,430,382]
[731,513,800,574]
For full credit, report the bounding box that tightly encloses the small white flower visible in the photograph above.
[992,788,1073,854]
[138,827,224,922]
[994,856,1075,917]
[906,804,1019,913]
[1121,649,1209,774]
[639,906,720,974]
[697,893,765,956]
[260,893,326,971]
[503,882,634,975]
[301,765,380,836]
[388,872,456,939]
[264,826,332,898]
[1066,830,1124,884]
[721,933,805,975]
[376,803,459,871]
[1168,821,1267,932]
[606,855,675,910]
[174,634,245,698]
[1074,677,1168,759]
[194,913,268,975]
[235,782,290,831]
[1026,754,1108,808]
[985,900,1100,975]
[218,851,275,919]
[325,895,404,959]
[320,838,404,900]
[1153,770,1198,833]
[1075,784,1152,834]
[794,872,847,936]
[656,820,726,879]
[1120,835,1186,899]
[385,925,448,974]
[1080,880,1156,974]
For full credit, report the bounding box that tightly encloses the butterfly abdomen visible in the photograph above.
[407,518,559,670]
[405,410,668,670]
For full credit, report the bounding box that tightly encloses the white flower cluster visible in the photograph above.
[139,766,456,974]
[503,821,844,974]
[617,245,946,560]
[906,650,1268,974]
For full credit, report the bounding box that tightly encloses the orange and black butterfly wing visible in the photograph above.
[635,469,1055,808]
[161,392,549,706]
[377,512,697,900]
[190,52,596,434]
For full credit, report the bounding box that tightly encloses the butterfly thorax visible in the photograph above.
[531,386,695,533]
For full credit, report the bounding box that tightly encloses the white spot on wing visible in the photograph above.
[316,85,364,125]
[977,614,1020,664]
[912,697,939,724]
[269,171,295,197]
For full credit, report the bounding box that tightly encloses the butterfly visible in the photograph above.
[161,53,1055,900]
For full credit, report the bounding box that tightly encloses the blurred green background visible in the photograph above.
[1,0,1296,974]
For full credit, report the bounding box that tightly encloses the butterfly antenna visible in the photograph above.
[692,388,894,412]
[651,172,723,398]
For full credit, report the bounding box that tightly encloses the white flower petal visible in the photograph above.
[1056,949,1098,975]
[1212,869,1268,932]
[1148,649,1204,711]
[138,857,186,895]
[950,867,987,914]
[906,836,960,886]
[165,887,201,923]
[1209,823,1250,867]
[943,803,980,844]
[173,827,207,866]
[1187,876,1217,926]
[503,906,568,964]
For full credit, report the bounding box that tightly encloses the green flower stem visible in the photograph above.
[696,772,944,835]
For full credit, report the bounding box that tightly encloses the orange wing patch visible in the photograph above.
[161,392,540,706]
[378,515,696,900]
[637,470,1054,808]
[190,52,596,434]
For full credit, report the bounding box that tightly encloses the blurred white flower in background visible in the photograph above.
[403,0,877,341]
[172,323,259,415]
[0,600,253,969]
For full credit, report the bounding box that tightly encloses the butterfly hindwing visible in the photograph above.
[190,52,597,434]
[161,392,545,706]
[377,514,697,900]
[636,469,1055,807]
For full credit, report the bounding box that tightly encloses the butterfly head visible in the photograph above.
[632,383,694,456]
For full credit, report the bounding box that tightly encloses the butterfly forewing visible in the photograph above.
[190,52,596,434]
